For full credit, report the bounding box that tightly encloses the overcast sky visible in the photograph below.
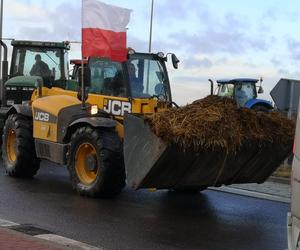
[2,0,300,104]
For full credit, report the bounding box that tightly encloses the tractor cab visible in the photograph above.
[213,78,272,110]
[4,40,70,106]
[217,78,259,106]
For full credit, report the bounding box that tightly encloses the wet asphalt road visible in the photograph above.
[0,161,289,250]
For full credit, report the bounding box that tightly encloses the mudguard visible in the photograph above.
[69,117,116,128]
[245,99,273,109]
[7,104,32,118]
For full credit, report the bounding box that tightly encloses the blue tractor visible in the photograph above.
[209,78,273,111]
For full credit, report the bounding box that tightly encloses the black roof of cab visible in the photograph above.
[217,78,259,84]
[11,40,70,50]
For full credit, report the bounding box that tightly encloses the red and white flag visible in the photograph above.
[82,0,132,62]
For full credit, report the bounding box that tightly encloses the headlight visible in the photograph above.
[90,105,98,115]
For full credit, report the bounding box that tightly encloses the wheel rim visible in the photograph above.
[7,129,17,163]
[75,143,99,185]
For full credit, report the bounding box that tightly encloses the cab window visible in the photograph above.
[89,58,126,97]
[11,47,63,80]
[128,58,168,100]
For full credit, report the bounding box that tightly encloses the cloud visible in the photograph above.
[262,6,279,21]
[168,12,268,56]
[6,0,48,22]
[171,82,210,105]
[287,39,300,61]
[155,1,190,20]
[271,57,281,67]
[183,57,213,69]
[4,0,81,41]
[127,36,148,52]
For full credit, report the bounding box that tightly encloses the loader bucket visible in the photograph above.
[124,114,292,190]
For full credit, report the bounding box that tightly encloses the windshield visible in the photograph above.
[234,82,256,106]
[217,83,234,97]
[88,57,126,97]
[11,47,64,81]
[127,58,169,100]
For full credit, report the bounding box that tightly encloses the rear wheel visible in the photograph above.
[2,114,40,177]
[68,126,125,198]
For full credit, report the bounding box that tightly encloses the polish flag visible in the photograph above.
[82,0,132,62]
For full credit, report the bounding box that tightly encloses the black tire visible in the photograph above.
[252,105,272,112]
[2,114,40,177]
[67,126,125,198]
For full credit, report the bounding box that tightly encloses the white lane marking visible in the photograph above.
[209,186,291,203]
[0,218,19,227]
[35,234,103,250]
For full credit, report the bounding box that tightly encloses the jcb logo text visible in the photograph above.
[35,112,50,122]
[103,100,131,116]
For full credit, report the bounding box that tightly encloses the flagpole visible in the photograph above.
[146,0,154,93]
[81,0,86,109]
[148,0,154,53]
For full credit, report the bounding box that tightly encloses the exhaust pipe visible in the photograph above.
[208,79,214,95]
[0,40,8,107]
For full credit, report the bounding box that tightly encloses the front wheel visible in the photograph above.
[67,126,125,198]
[2,114,40,177]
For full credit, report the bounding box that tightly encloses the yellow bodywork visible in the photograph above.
[31,87,165,140]
[32,95,81,142]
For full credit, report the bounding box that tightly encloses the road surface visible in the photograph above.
[0,161,289,250]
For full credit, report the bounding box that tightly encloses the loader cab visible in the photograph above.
[87,52,172,102]
[126,52,171,101]
[5,40,70,106]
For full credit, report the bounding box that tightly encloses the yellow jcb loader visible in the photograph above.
[0,39,292,197]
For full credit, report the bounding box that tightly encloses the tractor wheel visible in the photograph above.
[2,114,40,177]
[252,105,271,112]
[68,126,125,198]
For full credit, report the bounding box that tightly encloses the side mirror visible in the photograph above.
[258,86,264,94]
[171,54,180,69]
[35,78,44,98]
[78,66,91,87]
[78,66,91,102]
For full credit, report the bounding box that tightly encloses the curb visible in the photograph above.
[209,186,290,204]
[0,218,102,250]
[268,176,290,185]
